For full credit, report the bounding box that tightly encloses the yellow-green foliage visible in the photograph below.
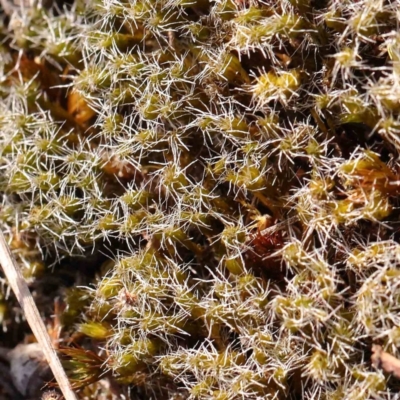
[2,0,400,398]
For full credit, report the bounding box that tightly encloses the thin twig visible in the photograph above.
[0,230,77,400]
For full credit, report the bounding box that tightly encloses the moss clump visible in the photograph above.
[2,0,400,398]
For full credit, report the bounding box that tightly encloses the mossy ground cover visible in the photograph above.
[2,0,400,399]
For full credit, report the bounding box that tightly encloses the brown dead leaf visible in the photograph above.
[276,52,292,67]
[102,155,137,180]
[67,91,96,126]
[6,55,61,101]
[371,344,400,378]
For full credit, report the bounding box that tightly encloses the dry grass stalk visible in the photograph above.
[0,231,77,400]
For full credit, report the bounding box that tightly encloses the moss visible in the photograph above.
[1,0,400,399]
